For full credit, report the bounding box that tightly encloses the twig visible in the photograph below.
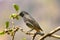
[49,27,60,34]
[51,34,60,39]
[4,27,19,40]
[12,33,15,40]
[12,27,19,40]
[19,26,34,35]
[19,26,60,40]
[16,26,60,40]
[40,27,60,40]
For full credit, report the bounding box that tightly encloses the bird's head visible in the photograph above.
[19,11,29,17]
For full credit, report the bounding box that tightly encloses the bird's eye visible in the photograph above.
[19,12,24,17]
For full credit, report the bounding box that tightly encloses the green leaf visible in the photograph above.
[10,14,19,20]
[9,29,12,32]
[13,4,19,12]
[10,14,16,19]
[0,31,5,35]
[5,21,9,28]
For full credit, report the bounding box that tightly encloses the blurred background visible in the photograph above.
[0,0,60,40]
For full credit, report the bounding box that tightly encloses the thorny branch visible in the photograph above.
[19,26,60,40]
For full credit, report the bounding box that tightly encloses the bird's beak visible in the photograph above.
[17,13,21,17]
[17,13,20,16]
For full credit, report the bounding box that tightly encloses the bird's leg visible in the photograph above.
[37,32,44,36]
[32,31,44,40]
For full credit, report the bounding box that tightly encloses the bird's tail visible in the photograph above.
[32,31,44,40]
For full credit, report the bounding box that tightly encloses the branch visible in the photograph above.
[40,27,60,40]
[19,26,34,35]
[11,27,19,40]
[51,34,60,39]
[49,27,60,34]
[12,33,15,40]
[4,27,19,40]
[18,26,60,40]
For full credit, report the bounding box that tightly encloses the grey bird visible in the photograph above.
[19,11,44,40]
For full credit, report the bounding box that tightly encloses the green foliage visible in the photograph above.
[5,21,9,28]
[13,4,19,12]
[0,31,5,35]
[10,13,19,20]
[0,3,21,40]
[9,29,12,32]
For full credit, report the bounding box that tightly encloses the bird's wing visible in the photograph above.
[28,19,43,31]
[26,22,34,29]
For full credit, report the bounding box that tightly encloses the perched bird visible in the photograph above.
[19,11,44,40]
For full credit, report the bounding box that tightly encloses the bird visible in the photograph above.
[18,11,44,40]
